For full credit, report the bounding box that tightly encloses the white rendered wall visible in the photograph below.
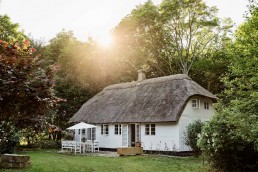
[96,124,122,149]
[140,123,180,151]
[178,96,215,151]
[86,123,180,151]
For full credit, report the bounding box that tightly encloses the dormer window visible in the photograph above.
[204,102,209,110]
[192,99,200,109]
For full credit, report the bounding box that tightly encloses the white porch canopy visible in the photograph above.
[67,122,96,130]
[66,122,97,153]
[67,122,96,143]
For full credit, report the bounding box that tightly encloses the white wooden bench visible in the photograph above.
[61,141,81,154]
[61,140,76,152]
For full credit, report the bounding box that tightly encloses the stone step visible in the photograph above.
[1,154,30,163]
[0,161,31,168]
[0,154,31,169]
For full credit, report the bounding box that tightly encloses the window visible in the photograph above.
[114,124,121,135]
[101,124,109,135]
[204,102,209,110]
[145,124,155,135]
[87,128,91,140]
[82,129,86,135]
[192,99,200,109]
[136,124,141,142]
[145,124,150,135]
[92,128,96,140]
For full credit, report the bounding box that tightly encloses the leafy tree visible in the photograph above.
[113,0,232,94]
[190,48,231,94]
[159,0,232,75]
[199,2,258,171]
[114,0,167,78]
[0,15,59,152]
[0,15,26,44]
[0,40,58,125]
[43,31,100,129]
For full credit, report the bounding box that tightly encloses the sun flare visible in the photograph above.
[97,33,113,47]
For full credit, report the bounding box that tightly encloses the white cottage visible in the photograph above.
[69,71,217,152]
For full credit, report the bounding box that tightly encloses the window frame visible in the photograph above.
[145,124,155,135]
[204,102,209,110]
[150,124,155,135]
[192,99,199,109]
[92,128,96,140]
[114,124,122,135]
[82,129,86,135]
[101,124,109,135]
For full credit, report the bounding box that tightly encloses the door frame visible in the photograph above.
[121,124,128,147]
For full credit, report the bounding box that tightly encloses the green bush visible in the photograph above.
[198,110,258,171]
[185,120,204,156]
[36,139,60,149]
[19,131,61,149]
[0,122,19,154]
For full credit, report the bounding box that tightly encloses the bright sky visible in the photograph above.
[0,0,248,43]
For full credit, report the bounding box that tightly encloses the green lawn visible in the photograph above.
[1,150,212,172]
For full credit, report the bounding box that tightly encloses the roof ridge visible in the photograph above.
[104,74,191,90]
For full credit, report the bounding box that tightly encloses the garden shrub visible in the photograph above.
[198,110,258,172]
[0,121,19,154]
[185,120,204,156]
[18,129,61,149]
[36,139,60,149]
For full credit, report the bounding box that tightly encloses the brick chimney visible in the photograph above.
[137,69,146,81]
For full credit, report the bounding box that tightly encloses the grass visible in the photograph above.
[1,150,212,172]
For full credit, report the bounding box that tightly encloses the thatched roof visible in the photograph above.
[69,74,217,124]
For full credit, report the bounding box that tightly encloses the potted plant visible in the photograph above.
[135,141,141,147]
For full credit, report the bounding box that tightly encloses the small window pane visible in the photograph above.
[105,125,109,135]
[87,128,91,140]
[115,125,118,135]
[192,99,199,108]
[204,102,209,110]
[101,125,108,135]
[136,125,140,142]
[115,125,121,135]
[151,124,155,135]
[92,128,96,140]
[145,124,150,135]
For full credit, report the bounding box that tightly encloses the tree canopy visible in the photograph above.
[198,2,258,170]
[0,15,60,153]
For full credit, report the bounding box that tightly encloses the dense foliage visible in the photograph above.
[199,110,258,171]
[0,121,19,153]
[0,15,60,153]
[42,32,103,129]
[113,0,232,94]
[185,120,204,156]
[198,2,258,171]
